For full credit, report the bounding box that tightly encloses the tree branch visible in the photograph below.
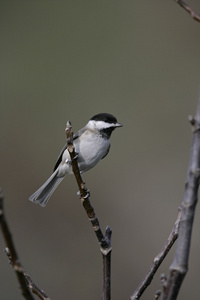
[161,98,200,299]
[65,121,112,300]
[174,0,200,22]
[129,208,181,300]
[0,188,35,300]
[0,188,50,300]
[23,272,51,300]
[103,226,112,300]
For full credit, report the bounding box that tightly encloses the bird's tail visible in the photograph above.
[29,169,64,207]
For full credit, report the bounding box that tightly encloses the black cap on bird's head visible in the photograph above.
[90,113,123,128]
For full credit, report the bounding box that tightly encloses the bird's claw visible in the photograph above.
[66,153,79,165]
[72,154,79,161]
[77,189,90,199]
[83,189,90,199]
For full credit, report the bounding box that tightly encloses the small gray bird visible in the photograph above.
[29,113,122,207]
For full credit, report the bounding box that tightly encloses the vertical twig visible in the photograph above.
[102,226,112,300]
[161,98,200,299]
[65,121,112,300]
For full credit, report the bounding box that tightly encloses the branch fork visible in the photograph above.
[130,97,200,300]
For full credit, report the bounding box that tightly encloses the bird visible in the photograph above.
[29,113,122,207]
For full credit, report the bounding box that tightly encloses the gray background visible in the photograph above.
[1,1,200,299]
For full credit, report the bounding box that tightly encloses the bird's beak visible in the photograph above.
[115,122,123,127]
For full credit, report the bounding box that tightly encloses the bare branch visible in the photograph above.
[129,208,181,300]
[65,121,112,300]
[174,0,200,22]
[103,226,112,300]
[161,98,200,299]
[24,273,51,300]
[0,188,50,300]
[0,188,35,300]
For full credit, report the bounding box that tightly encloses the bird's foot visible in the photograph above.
[66,153,79,165]
[77,189,90,199]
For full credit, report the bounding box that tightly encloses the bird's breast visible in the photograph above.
[75,134,110,172]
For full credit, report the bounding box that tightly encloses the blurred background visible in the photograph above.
[1,1,200,299]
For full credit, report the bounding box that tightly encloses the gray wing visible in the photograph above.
[53,144,68,171]
[53,127,86,171]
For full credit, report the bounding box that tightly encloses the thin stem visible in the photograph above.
[129,208,181,300]
[102,226,112,300]
[24,273,51,300]
[174,0,200,22]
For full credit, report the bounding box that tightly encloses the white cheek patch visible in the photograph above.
[88,120,116,129]
[97,121,116,128]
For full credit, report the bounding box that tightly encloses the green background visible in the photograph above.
[1,1,200,299]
